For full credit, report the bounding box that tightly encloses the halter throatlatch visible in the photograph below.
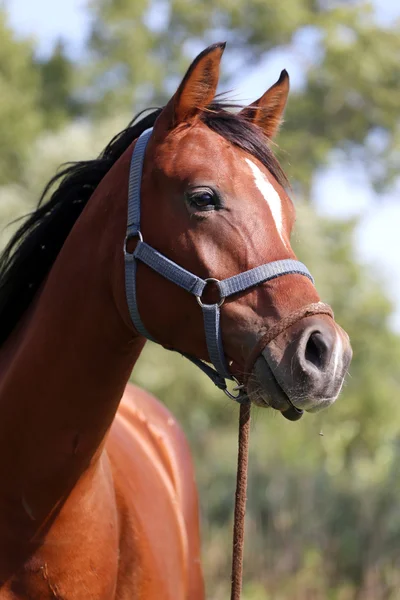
[124,128,321,401]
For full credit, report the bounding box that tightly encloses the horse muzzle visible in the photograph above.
[246,314,352,420]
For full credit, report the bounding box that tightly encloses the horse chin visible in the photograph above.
[247,355,304,421]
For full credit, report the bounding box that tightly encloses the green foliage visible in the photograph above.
[35,41,84,128]
[86,0,179,113]
[281,3,400,192]
[0,12,83,185]
[0,9,42,184]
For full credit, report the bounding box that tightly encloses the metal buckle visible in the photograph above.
[223,377,247,402]
[124,229,143,255]
[196,278,225,308]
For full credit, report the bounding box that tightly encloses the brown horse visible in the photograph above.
[0,44,351,598]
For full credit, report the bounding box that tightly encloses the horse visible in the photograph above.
[0,43,352,599]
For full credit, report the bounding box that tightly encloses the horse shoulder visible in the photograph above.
[107,383,204,600]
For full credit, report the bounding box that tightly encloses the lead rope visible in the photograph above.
[230,400,251,600]
[229,303,335,598]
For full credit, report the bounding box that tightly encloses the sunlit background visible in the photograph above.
[1,0,400,598]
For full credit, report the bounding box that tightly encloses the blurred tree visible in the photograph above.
[35,40,84,129]
[0,9,42,184]
[86,0,400,194]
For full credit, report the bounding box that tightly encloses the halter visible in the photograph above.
[124,128,315,402]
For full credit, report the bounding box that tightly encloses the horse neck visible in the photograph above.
[0,148,143,523]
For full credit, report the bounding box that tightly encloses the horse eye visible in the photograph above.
[187,189,217,211]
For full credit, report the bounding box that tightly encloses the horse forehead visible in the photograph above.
[156,125,241,179]
[153,126,291,210]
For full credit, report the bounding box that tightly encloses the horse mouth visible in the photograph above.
[247,355,304,421]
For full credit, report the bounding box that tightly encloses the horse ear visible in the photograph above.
[240,70,290,139]
[163,43,225,128]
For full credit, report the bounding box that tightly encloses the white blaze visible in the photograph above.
[245,158,288,249]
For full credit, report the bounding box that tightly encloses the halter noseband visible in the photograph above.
[124,128,320,402]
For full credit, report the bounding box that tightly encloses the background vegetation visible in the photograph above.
[1,1,400,597]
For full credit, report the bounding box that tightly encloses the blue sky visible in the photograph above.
[6,0,400,329]
[7,0,89,57]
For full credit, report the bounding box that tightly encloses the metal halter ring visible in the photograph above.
[223,377,248,402]
[124,229,143,255]
[196,278,225,308]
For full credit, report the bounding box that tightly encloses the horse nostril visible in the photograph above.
[304,331,329,371]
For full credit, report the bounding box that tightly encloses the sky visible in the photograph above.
[6,0,400,330]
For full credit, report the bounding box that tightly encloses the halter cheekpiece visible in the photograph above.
[124,128,314,402]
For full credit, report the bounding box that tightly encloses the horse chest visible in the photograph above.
[0,459,120,600]
[108,417,188,599]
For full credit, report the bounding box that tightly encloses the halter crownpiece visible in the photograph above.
[124,128,319,401]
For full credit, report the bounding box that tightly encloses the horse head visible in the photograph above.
[121,43,352,420]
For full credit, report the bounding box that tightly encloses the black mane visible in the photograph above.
[0,102,287,346]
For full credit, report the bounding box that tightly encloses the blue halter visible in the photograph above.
[124,128,314,402]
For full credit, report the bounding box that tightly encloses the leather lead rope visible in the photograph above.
[230,400,251,600]
[229,302,334,597]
